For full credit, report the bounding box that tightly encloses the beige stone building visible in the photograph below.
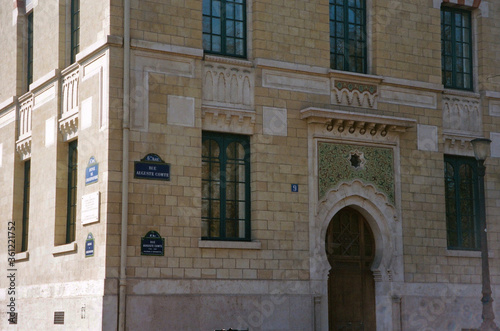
[1,0,500,330]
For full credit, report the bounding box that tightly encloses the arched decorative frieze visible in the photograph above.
[331,80,378,109]
[442,95,481,133]
[202,57,254,110]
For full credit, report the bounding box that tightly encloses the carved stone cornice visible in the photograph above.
[59,112,79,141]
[300,107,416,137]
[16,136,32,160]
[202,106,255,135]
[443,131,482,157]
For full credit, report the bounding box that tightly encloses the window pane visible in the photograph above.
[330,0,365,73]
[441,8,473,90]
[444,157,478,250]
[202,132,250,240]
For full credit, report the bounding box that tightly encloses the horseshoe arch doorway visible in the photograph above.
[326,207,376,331]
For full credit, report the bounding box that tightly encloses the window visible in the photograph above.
[441,7,472,90]
[329,0,367,73]
[444,155,479,250]
[202,0,246,58]
[70,0,80,63]
[21,160,31,252]
[27,12,34,89]
[202,132,250,240]
[66,140,78,243]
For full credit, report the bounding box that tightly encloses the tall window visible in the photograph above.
[66,140,78,243]
[27,12,34,90]
[70,0,80,63]
[202,0,246,58]
[202,132,250,240]
[444,155,479,250]
[441,7,472,90]
[329,0,367,73]
[21,160,31,252]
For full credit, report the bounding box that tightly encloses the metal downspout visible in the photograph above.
[119,0,130,329]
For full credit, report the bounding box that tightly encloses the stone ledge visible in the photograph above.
[446,249,493,258]
[198,240,261,250]
[15,251,29,262]
[131,39,203,58]
[52,242,78,256]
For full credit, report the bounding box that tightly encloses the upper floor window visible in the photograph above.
[202,0,246,58]
[202,132,250,240]
[329,0,367,73]
[70,0,80,63]
[444,155,479,250]
[27,12,34,90]
[21,160,31,252]
[66,140,78,243]
[441,7,472,90]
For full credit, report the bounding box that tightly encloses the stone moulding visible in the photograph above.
[202,106,255,135]
[332,80,378,109]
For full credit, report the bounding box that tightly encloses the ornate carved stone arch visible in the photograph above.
[310,180,403,331]
[312,179,402,282]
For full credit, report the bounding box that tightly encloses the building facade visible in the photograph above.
[1,0,500,330]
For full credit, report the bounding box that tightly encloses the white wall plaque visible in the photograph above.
[263,107,287,136]
[81,191,100,225]
[417,124,438,152]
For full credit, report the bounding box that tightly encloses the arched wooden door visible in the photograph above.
[326,207,376,331]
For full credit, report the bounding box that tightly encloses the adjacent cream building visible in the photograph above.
[1,0,500,330]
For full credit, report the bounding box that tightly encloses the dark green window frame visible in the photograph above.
[70,0,80,63]
[66,140,78,243]
[202,132,250,241]
[444,155,480,250]
[202,0,247,58]
[27,12,34,90]
[21,160,31,252]
[329,0,367,73]
[441,6,473,90]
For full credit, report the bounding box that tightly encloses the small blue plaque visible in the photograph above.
[85,233,95,257]
[141,231,165,256]
[291,184,299,192]
[85,157,99,185]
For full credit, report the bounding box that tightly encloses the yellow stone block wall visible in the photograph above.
[252,0,329,66]
[129,0,201,48]
[371,0,442,83]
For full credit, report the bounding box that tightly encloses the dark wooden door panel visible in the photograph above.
[327,208,376,331]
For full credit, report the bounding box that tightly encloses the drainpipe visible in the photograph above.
[118,0,131,329]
